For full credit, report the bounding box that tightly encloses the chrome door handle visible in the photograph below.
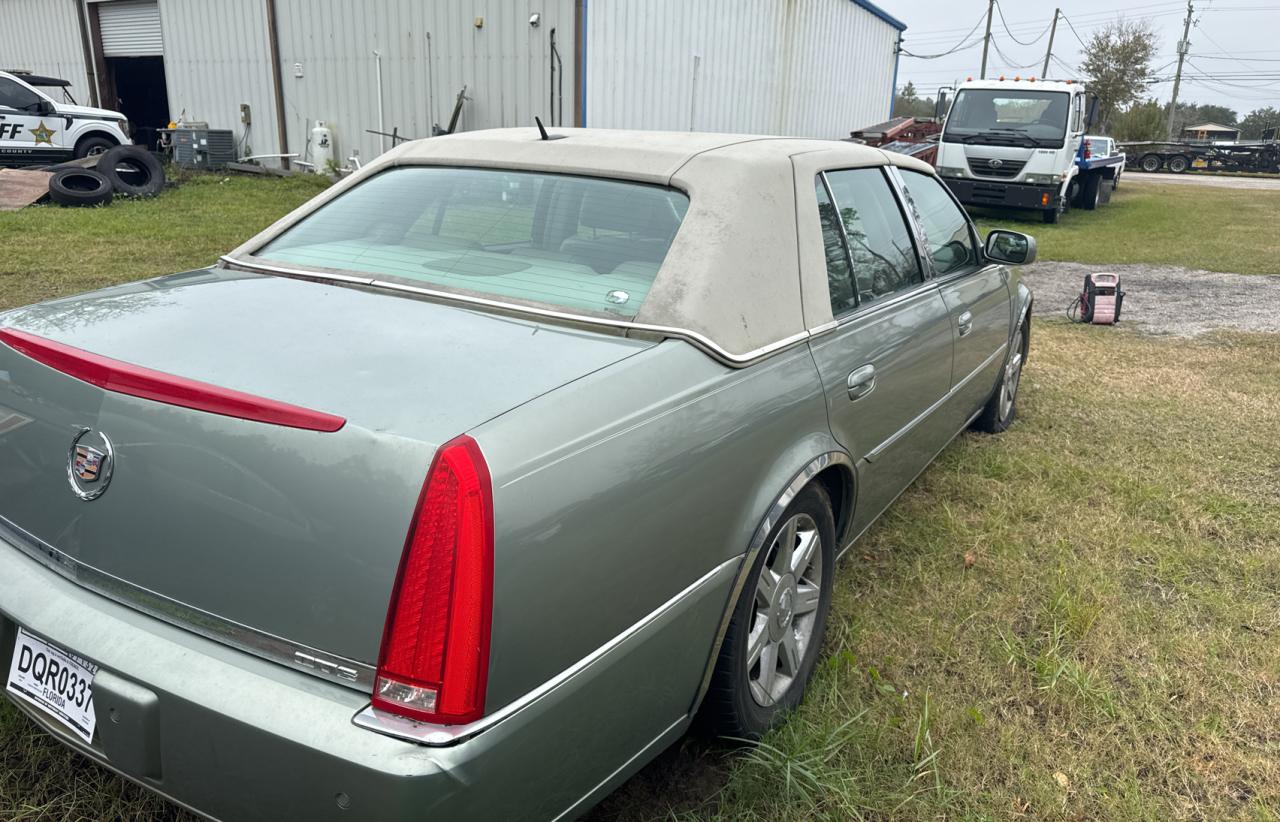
[957,310,974,337]
[846,364,876,400]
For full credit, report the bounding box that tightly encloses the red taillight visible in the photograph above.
[372,435,494,725]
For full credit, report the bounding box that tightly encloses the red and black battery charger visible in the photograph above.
[1069,273,1125,324]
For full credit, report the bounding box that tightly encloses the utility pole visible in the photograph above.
[979,0,995,79]
[1042,9,1060,78]
[1167,0,1194,139]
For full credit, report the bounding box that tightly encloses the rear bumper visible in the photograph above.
[0,536,736,820]
[943,178,1059,211]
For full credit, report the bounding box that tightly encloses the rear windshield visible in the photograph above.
[256,167,690,318]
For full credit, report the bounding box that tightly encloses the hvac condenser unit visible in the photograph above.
[173,128,236,169]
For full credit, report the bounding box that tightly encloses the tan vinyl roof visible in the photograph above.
[229,128,933,364]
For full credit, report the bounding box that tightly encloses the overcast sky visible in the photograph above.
[876,0,1280,114]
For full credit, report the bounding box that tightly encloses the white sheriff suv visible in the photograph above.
[0,70,131,167]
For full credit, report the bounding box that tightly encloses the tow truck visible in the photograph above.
[934,76,1121,222]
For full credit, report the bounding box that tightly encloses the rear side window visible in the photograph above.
[257,167,690,318]
[819,168,922,312]
[0,78,41,110]
[897,170,978,276]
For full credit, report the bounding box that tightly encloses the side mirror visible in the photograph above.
[30,99,55,116]
[985,230,1037,266]
[935,89,950,121]
[1086,95,1101,129]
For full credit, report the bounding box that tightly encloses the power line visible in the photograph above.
[900,9,987,59]
[1060,13,1091,48]
[994,1,1052,46]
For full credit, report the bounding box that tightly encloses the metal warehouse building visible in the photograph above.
[0,0,905,168]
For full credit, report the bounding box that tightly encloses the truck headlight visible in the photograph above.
[1023,174,1054,186]
[937,167,965,178]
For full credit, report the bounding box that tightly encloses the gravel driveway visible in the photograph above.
[1123,172,1280,191]
[1022,261,1280,336]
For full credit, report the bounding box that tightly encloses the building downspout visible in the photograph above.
[74,0,99,107]
[574,0,588,127]
[265,0,290,170]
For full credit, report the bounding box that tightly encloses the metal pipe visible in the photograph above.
[265,0,290,169]
[550,28,564,126]
[426,33,436,133]
[688,54,700,132]
[373,49,386,153]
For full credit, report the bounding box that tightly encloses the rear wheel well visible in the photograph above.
[813,464,854,549]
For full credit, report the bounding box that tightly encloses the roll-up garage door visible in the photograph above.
[98,0,164,57]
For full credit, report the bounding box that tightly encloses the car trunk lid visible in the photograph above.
[0,268,651,683]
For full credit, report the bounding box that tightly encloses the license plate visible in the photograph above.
[6,627,98,744]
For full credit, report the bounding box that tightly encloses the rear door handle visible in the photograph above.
[957,310,974,337]
[846,364,876,401]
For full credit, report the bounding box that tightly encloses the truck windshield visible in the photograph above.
[255,166,690,319]
[942,89,1069,147]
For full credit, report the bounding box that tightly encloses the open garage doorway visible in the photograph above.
[89,0,170,149]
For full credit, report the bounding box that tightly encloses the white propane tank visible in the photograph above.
[311,121,334,173]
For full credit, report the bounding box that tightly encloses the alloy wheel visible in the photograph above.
[999,328,1025,422]
[747,512,823,707]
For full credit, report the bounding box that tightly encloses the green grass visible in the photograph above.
[974,184,1280,275]
[0,169,329,311]
[598,324,1280,821]
[2,172,1279,821]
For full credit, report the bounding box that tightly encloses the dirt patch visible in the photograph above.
[1022,261,1280,336]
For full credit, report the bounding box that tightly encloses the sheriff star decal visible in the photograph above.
[29,120,56,145]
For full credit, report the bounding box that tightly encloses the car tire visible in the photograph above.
[74,135,117,159]
[48,168,114,207]
[973,319,1028,434]
[1167,155,1189,174]
[1139,154,1162,173]
[700,482,835,739]
[1081,174,1102,210]
[1041,205,1060,224]
[96,146,165,197]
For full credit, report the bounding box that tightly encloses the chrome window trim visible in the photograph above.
[865,341,1007,462]
[219,256,812,370]
[886,165,985,279]
[817,167,928,318]
[0,516,375,690]
[353,554,740,746]
[809,277,946,337]
[688,450,854,714]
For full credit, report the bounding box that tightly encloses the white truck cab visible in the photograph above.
[935,77,1108,223]
[0,71,131,167]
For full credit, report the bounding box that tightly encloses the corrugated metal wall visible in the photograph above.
[270,0,576,168]
[585,0,900,138]
[156,0,281,161]
[0,0,92,104]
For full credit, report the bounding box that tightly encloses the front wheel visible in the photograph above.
[700,483,835,739]
[74,135,117,159]
[1081,174,1102,210]
[973,320,1028,434]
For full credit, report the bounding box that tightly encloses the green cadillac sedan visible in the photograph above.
[0,128,1033,820]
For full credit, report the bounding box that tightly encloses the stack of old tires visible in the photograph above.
[48,147,166,207]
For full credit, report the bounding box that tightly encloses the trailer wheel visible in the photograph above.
[1167,155,1190,174]
[1139,154,1162,173]
[1081,174,1102,210]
